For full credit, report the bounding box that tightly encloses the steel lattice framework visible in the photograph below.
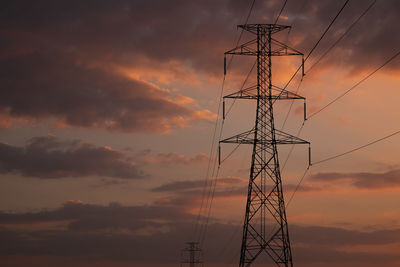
[220,24,309,267]
[180,242,203,267]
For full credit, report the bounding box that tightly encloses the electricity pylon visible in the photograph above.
[180,242,203,267]
[220,24,309,266]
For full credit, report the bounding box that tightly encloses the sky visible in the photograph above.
[1,0,400,266]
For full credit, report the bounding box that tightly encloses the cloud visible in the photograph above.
[284,0,400,74]
[152,177,244,192]
[118,0,400,75]
[153,177,321,195]
[284,183,323,193]
[136,151,208,165]
[152,180,206,193]
[149,177,322,212]
[0,51,213,133]
[291,224,400,246]
[1,1,400,131]
[0,0,236,132]
[0,201,197,264]
[310,169,400,189]
[0,201,399,266]
[0,135,143,179]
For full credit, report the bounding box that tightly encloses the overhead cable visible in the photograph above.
[307,49,400,120]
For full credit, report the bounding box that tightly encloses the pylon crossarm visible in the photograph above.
[271,38,303,56]
[223,85,304,100]
[225,38,257,56]
[238,24,290,35]
[271,85,305,100]
[224,85,258,99]
[220,129,309,145]
[219,129,255,145]
[275,129,309,144]
[225,32,303,57]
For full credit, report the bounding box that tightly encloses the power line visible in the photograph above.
[278,1,352,195]
[286,129,400,207]
[197,115,225,243]
[215,145,252,263]
[281,78,303,130]
[281,0,376,129]
[307,0,377,74]
[199,94,228,243]
[194,78,225,242]
[273,0,288,26]
[224,59,257,118]
[273,0,350,104]
[307,49,400,120]
[312,130,400,166]
[226,0,257,72]
[282,49,400,209]
[219,126,255,165]
[199,165,221,245]
[305,0,350,63]
[279,1,379,198]
[195,0,257,246]
[286,166,310,207]
[281,122,305,172]
[288,0,308,33]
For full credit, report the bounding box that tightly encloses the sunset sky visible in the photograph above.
[1,0,400,266]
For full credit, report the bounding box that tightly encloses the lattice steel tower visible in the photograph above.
[180,242,203,267]
[220,24,309,266]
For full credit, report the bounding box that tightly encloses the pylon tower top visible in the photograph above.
[225,24,303,58]
[237,23,290,34]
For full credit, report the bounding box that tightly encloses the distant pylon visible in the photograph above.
[220,24,310,266]
[180,242,203,267]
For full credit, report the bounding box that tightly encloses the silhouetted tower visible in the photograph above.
[220,24,309,266]
[180,242,203,267]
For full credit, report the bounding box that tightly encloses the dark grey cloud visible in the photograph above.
[152,177,244,192]
[0,201,399,266]
[152,180,207,192]
[0,1,221,132]
[0,135,143,179]
[0,201,194,231]
[283,0,400,74]
[1,0,399,130]
[291,224,400,246]
[0,201,197,263]
[152,177,321,195]
[310,169,400,189]
[134,150,209,165]
[0,51,207,132]
[148,177,322,215]
[4,0,398,74]
[0,0,245,71]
